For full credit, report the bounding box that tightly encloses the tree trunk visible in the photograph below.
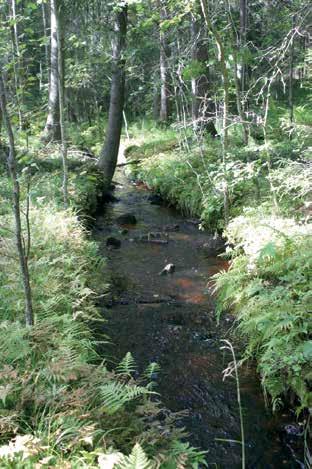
[239,0,247,93]
[227,1,248,144]
[200,0,231,226]
[289,15,295,125]
[41,0,50,82]
[42,0,61,142]
[98,5,128,187]
[158,0,170,123]
[0,73,34,327]
[190,6,218,136]
[10,0,23,130]
[56,0,68,207]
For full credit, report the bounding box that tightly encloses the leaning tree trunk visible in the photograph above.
[0,73,34,327]
[98,5,128,187]
[42,0,61,142]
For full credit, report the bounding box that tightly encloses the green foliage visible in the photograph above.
[182,60,206,81]
[101,382,153,415]
[116,352,137,377]
[126,122,312,415]
[214,210,312,410]
[0,152,207,466]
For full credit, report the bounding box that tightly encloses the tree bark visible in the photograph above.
[41,0,50,81]
[0,73,34,327]
[227,1,248,144]
[42,0,61,142]
[10,0,23,130]
[98,5,128,187]
[239,0,247,93]
[158,0,170,123]
[56,0,68,207]
[289,15,295,125]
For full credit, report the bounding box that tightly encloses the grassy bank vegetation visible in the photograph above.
[125,104,312,413]
[0,136,206,467]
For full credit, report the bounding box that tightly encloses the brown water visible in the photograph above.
[93,169,304,468]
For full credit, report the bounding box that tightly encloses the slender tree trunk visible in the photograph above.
[239,0,247,94]
[42,0,61,142]
[56,0,68,207]
[227,1,248,144]
[41,0,50,81]
[98,5,128,187]
[0,73,34,327]
[153,75,160,121]
[289,15,295,125]
[10,0,23,130]
[200,0,230,225]
[158,0,170,123]
[200,0,229,147]
[190,5,218,136]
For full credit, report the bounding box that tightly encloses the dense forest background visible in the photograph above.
[0,0,311,467]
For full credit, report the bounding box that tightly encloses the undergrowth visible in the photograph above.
[0,141,207,467]
[214,209,312,411]
[125,117,312,413]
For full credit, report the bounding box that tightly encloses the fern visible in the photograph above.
[101,382,153,414]
[116,352,136,377]
[143,362,160,381]
[117,443,153,469]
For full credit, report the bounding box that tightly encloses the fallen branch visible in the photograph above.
[117,159,141,167]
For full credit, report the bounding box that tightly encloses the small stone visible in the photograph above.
[164,224,180,232]
[201,233,225,256]
[116,213,137,225]
[106,237,121,248]
[159,263,175,275]
[148,194,163,205]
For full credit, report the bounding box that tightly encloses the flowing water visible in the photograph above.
[93,168,303,468]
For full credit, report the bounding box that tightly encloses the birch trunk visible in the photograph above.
[42,0,61,142]
[0,73,34,327]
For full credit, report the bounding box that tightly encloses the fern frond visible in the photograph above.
[101,382,153,414]
[117,443,154,469]
[143,362,160,381]
[116,352,136,377]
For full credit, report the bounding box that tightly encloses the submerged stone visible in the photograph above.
[148,193,163,205]
[106,237,121,248]
[116,213,137,225]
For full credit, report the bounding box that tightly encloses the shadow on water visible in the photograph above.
[93,169,304,469]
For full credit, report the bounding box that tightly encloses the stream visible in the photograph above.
[93,168,303,468]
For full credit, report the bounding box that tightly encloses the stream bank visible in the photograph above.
[94,168,304,468]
